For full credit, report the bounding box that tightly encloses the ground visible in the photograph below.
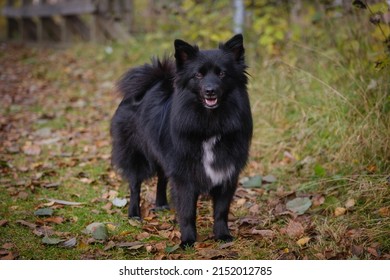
[0,42,389,260]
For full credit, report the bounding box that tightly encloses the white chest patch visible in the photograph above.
[202,136,235,186]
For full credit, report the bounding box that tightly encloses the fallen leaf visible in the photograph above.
[112,197,127,208]
[128,219,141,227]
[85,222,108,240]
[102,202,112,211]
[117,241,143,248]
[236,216,262,227]
[241,175,262,188]
[198,249,224,259]
[351,245,364,256]
[46,198,84,206]
[263,174,277,183]
[249,204,260,215]
[2,243,14,250]
[34,208,54,216]
[136,232,150,240]
[61,237,77,248]
[286,197,312,215]
[42,216,64,224]
[79,178,93,184]
[106,223,117,232]
[127,244,144,251]
[236,198,246,207]
[42,236,63,245]
[16,220,37,229]
[219,242,234,249]
[312,195,325,207]
[296,237,311,246]
[43,182,60,189]
[345,199,355,209]
[22,143,41,155]
[334,207,346,217]
[378,207,389,217]
[165,244,180,253]
[251,229,275,238]
[1,251,18,260]
[0,220,8,227]
[145,245,155,253]
[17,191,29,200]
[285,220,305,238]
[367,247,380,257]
[104,241,116,251]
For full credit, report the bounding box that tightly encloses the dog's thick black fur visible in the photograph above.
[111,34,252,247]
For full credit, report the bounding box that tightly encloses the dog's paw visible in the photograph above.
[215,234,233,243]
[128,215,141,221]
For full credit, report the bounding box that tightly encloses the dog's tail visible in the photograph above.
[117,57,175,103]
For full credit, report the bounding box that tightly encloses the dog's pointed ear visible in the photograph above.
[174,39,198,67]
[220,34,244,63]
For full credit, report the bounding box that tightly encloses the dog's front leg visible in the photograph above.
[211,185,236,242]
[172,184,199,247]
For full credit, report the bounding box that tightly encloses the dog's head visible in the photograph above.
[174,34,247,110]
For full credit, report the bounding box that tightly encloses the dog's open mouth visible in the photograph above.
[204,97,218,108]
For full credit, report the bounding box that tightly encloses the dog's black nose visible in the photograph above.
[205,86,215,95]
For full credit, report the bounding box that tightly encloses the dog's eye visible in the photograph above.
[195,72,203,79]
[219,71,226,78]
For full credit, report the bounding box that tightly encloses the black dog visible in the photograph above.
[111,34,252,247]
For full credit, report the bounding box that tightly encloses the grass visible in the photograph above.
[0,13,389,259]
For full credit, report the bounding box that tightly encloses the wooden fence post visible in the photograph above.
[2,0,133,43]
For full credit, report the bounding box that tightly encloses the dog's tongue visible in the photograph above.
[205,98,217,107]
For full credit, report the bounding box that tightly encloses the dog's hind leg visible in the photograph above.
[211,186,235,242]
[128,176,142,219]
[154,168,169,211]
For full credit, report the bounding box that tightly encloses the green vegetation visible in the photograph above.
[0,1,389,259]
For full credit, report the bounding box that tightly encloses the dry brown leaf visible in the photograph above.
[103,240,116,251]
[155,242,166,251]
[136,232,150,240]
[102,202,113,211]
[345,199,355,209]
[17,191,29,200]
[249,204,260,215]
[312,195,325,207]
[158,222,173,231]
[351,245,364,256]
[378,207,389,217]
[251,229,275,238]
[2,243,14,250]
[285,220,305,238]
[158,230,171,239]
[41,216,64,224]
[145,245,155,253]
[198,249,224,259]
[367,247,380,257]
[116,241,143,248]
[22,143,41,155]
[219,242,234,249]
[16,220,37,229]
[0,220,8,227]
[334,207,346,217]
[1,251,18,260]
[236,198,246,207]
